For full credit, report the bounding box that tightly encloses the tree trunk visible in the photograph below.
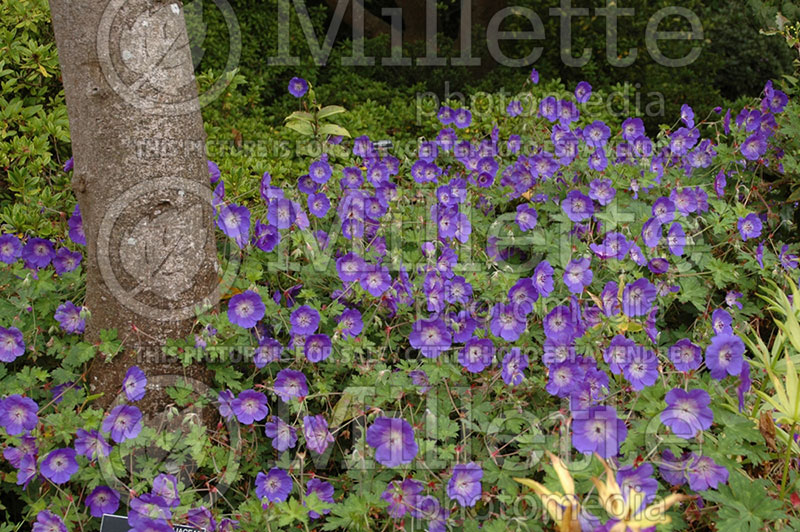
[49,0,218,413]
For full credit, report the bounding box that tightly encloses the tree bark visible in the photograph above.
[49,0,218,412]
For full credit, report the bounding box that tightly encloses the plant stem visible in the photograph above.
[781,422,797,499]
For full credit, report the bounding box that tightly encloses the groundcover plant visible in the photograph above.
[3,14,800,532]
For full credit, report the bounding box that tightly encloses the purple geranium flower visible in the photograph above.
[453,108,472,129]
[305,333,332,363]
[216,204,251,248]
[264,416,298,451]
[303,414,334,454]
[533,260,554,297]
[32,511,67,532]
[54,301,85,334]
[337,308,363,338]
[562,190,594,222]
[687,453,728,490]
[641,217,662,249]
[572,405,627,458]
[86,486,120,517]
[228,290,266,329]
[546,361,584,397]
[101,404,143,443]
[508,278,538,315]
[563,257,593,293]
[458,337,494,373]
[52,248,82,275]
[290,305,320,335]
[661,388,713,439]
[22,238,55,269]
[574,81,592,103]
[583,120,610,148]
[366,417,419,467]
[382,478,423,518]
[490,303,527,342]
[0,234,22,263]
[217,389,235,420]
[129,494,171,529]
[588,178,616,206]
[737,213,762,241]
[152,473,180,508]
[667,223,686,256]
[288,77,308,98]
[306,478,334,519]
[0,394,38,435]
[604,335,635,375]
[0,326,25,362]
[40,448,78,484]
[336,252,367,283]
[409,317,452,358]
[705,333,744,379]
[256,468,293,503]
[622,278,656,317]
[621,118,644,141]
[67,205,86,246]
[543,305,577,342]
[123,365,147,401]
[360,264,392,297]
[447,462,483,507]
[186,507,216,532]
[501,347,528,386]
[515,204,538,231]
[231,389,268,424]
[75,428,111,460]
[712,308,733,334]
[740,133,767,161]
[273,369,308,402]
[617,463,658,511]
[622,345,659,391]
[668,338,702,372]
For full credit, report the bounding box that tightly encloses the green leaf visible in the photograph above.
[318,123,351,138]
[702,475,784,532]
[284,111,314,122]
[317,105,346,119]
[285,120,314,136]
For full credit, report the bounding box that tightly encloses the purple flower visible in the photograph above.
[409,317,452,358]
[515,204,537,231]
[305,478,334,519]
[458,337,494,373]
[307,192,330,218]
[0,326,25,362]
[508,278,538,315]
[231,389,268,424]
[740,133,767,161]
[737,213,762,241]
[712,308,733,334]
[680,104,695,128]
[0,234,22,263]
[75,428,111,460]
[305,333,332,363]
[705,333,744,379]
[661,388,713,439]
[687,453,728,490]
[208,160,221,184]
[583,120,610,148]
[780,245,799,270]
[366,417,419,467]
[547,361,584,397]
[530,68,539,84]
[604,335,635,375]
[506,100,523,117]
[756,241,764,268]
[572,405,627,458]
[543,305,576,342]
[562,190,594,222]
[453,108,472,129]
[67,205,86,246]
[617,463,658,511]
[288,77,308,98]
[336,252,367,283]
[274,369,308,402]
[574,81,592,103]
[588,178,616,206]
[252,221,280,253]
[621,118,644,141]
[641,217,662,249]
[667,222,686,256]
[738,360,752,413]
[501,347,528,386]
[490,303,527,342]
[660,449,690,486]
[4,433,37,468]
[32,511,67,532]
[22,238,55,269]
[0,394,38,435]
[382,478,423,518]
[360,264,392,297]
[671,187,698,216]
[85,486,120,517]
[123,365,147,401]
[254,337,283,368]
[447,462,483,507]
[17,453,36,488]
[303,414,334,454]
[216,204,251,248]
[256,468,293,503]
[445,276,473,305]
[622,345,659,391]
[40,448,78,484]
[563,257,593,293]
[588,148,607,171]
[217,390,235,420]
[267,198,295,229]
[309,157,332,184]
[290,305,320,335]
[186,507,216,532]
[54,301,85,334]
[668,338,702,372]
[102,404,143,443]
[129,494,171,529]
[52,248,82,275]
[622,278,656,317]
[152,473,180,508]
[591,232,631,261]
[264,416,298,451]
[533,260,554,297]
[725,290,743,310]
[337,308,363,338]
